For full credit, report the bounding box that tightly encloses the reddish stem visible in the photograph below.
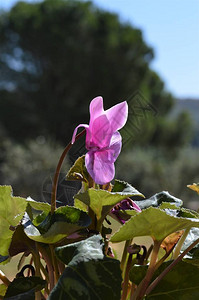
[51,129,86,214]
[121,253,133,300]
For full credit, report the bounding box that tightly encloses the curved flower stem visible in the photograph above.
[88,207,97,231]
[38,244,54,292]
[172,228,190,260]
[57,261,65,275]
[51,129,86,214]
[35,254,49,284]
[121,240,132,277]
[146,236,199,297]
[49,245,60,284]
[154,244,175,271]
[145,244,153,262]
[32,244,43,300]
[32,248,42,300]
[121,253,133,300]
[130,283,137,299]
[132,240,161,300]
[40,264,49,283]
[32,251,42,278]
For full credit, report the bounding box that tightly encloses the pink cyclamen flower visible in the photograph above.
[72,96,128,184]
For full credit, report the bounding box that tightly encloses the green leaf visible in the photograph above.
[178,207,199,219]
[182,228,199,266]
[110,207,199,243]
[32,211,48,228]
[66,155,89,183]
[24,206,91,244]
[158,202,179,210]
[0,255,9,265]
[135,191,183,210]
[9,225,36,257]
[116,209,139,218]
[75,186,143,225]
[49,235,122,300]
[146,261,199,299]
[55,234,104,265]
[112,179,144,196]
[55,243,78,266]
[159,206,199,219]
[26,197,51,213]
[4,276,46,299]
[130,261,199,299]
[74,198,88,212]
[130,261,174,286]
[130,264,148,285]
[184,252,199,267]
[0,284,7,297]
[0,186,27,256]
[182,227,199,252]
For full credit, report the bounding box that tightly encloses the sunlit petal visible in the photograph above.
[86,150,115,185]
[105,101,128,132]
[89,96,104,128]
[71,123,89,144]
[90,115,112,148]
[109,132,122,162]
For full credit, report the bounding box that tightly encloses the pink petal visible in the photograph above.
[105,101,128,132]
[109,132,122,162]
[85,150,115,185]
[85,150,94,177]
[71,123,89,144]
[131,200,142,212]
[89,96,104,128]
[90,115,112,148]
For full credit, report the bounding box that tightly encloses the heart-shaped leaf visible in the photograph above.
[112,179,144,196]
[75,185,143,225]
[24,206,91,244]
[26,197,51,213]
[0,186,27,256]
[111,207,199,243]
[146,261,199,299]
[130,260,199,300]
[66,155,90,183]
[135,191,183,210]
[55,234,104,265]
[4,276,46,299]
[49,235,122,300]
[9,225,36,257]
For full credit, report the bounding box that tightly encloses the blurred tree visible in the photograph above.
[0,138,66,200]
[0,0,192,147]
[116,146,199,209]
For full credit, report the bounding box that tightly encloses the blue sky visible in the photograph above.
[1,0,199,99]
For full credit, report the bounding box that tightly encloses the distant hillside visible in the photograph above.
[173,99,199,125]
[171,98,199,146]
